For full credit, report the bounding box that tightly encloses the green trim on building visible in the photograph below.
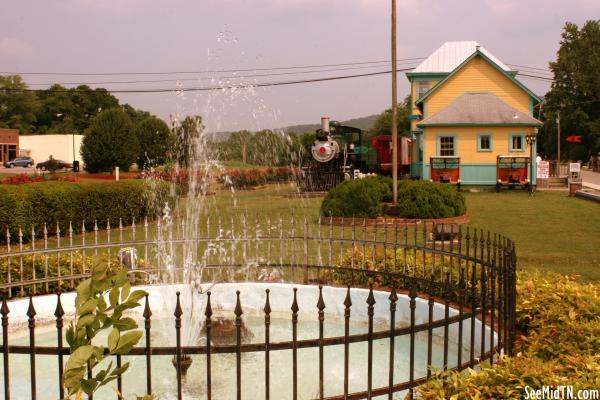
[405,72,448,80]
[409,114,422,120]
[418,122,542,127]
[415,50,542,107]
[459,163,497,185]
[422,127,427,178]
[477,133,494,152]
[529,97,534,116]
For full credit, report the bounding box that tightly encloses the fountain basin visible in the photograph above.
[3,282,496,399]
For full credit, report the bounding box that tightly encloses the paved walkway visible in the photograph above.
[582,169,600,190]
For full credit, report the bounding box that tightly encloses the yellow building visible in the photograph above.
[407,41,542,186]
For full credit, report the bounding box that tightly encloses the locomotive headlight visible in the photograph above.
[311,139,339,163]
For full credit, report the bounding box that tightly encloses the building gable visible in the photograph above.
[416,51,540,117]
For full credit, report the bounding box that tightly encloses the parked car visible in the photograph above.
[36,159,73,171]
[4,157,34,168]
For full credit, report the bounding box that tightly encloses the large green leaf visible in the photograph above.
[76,314,96,329]
[113,317,137,332]
[113,331,143,355]
[79,298,99,315]
[75,279,92,306]
[121,282,131,303]
[109,286,120,308]
[108,328,119,353]
[65,345,94,370]
[127,290,147,304]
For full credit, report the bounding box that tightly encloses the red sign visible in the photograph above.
[566,135,582,143]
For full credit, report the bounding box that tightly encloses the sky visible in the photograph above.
[1,0,598,132]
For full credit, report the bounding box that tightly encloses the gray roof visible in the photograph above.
[417,93,542,127]
[412,41,512,74]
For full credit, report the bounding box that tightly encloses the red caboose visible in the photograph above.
[370,135,411,174]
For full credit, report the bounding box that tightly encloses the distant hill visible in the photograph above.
[283,114,379,134]
[205,113,380,140]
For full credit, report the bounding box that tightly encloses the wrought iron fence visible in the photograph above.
[0,215,517,399]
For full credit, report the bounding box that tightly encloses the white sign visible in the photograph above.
[569,163,581,173]
[537,161,549,179]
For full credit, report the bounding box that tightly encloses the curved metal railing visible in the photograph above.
[0,215,517,400]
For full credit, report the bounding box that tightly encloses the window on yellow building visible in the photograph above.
[439,136,455,156]
[509,134,525,152]
[477,134,493,151]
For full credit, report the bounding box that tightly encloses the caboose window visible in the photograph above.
[438,136,455,156]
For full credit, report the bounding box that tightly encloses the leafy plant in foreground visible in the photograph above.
[64,261,147,398]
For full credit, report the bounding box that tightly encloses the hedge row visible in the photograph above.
[222,166,297,189]
[0,180,171,241]
[415,271,600,398]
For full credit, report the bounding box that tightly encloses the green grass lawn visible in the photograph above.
[464,190,600,281]
[200,185,600,281]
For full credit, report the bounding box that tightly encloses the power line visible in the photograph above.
[507,63,552,73]
[517,73,554,82]
[0,58,425,77]
[2,68,415,94]
[25,61,422,87]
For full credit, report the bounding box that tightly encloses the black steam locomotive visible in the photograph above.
[300,117,411,191]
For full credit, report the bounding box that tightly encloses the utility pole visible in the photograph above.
[391,0,398,203]
[556,111,561,167]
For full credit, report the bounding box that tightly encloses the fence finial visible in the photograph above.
[234,290,243,318]
[205,292,213,319]
[344,286,352,309]
[317,285,326,312]
[54,293,64,319]
[143,294,152,320]
[174,291,182,318]
[27,296,36,320]
[264,289,271,315]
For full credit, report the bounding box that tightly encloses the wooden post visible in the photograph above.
[391,0,398,203]
[556,111,561,168]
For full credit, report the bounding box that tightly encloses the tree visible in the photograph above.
[371,95,412,138]
[172,115,203,168]
[35,85,121,134]
[0,75,39,133]
[81,109,140,172]
[541,20,600,160]
[227,130,253,164]
[134,116,174,169]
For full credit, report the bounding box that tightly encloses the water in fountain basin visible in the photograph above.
[2,309,470,400]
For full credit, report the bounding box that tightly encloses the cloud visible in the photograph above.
[69,0,146,14]
[485,0,517,15]
[0,38,34,59]
[266,0,421,17]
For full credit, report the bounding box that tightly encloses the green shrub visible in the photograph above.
[320,176,392,218]
[320,178,466,219]
[395,180,466,219]
[415,271,600,399]
[0,180,171,241]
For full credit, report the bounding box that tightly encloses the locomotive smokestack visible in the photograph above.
[321,116,330,133]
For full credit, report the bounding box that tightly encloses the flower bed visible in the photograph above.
[0,173,80,185]
[220,166,297,189]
